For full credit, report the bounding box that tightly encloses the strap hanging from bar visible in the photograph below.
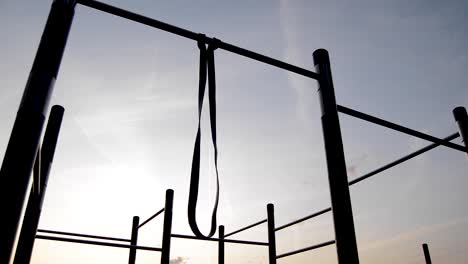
[188,35,220,238]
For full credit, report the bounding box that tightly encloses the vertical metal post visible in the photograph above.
[128,216,140,264]
[453,107,468,157]
[422,243,432,264]
[218,225,224,264]
[267,204,277,264]
[161,189,174,264]
[313,49,360,264]
[14,106,65,264]
[0,1,75,263]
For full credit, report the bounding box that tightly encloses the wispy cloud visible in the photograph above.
[360,216,468,252]
[170,256,188,264]
[278,0,316,124]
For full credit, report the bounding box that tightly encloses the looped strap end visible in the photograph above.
[197,33,206,49]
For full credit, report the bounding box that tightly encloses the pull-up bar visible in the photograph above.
[37,229,130,243]
[276,239,335,259]
[77,0,318,80]
[171,234,269,246]
[35,234,162,252]
[337,105,467,153]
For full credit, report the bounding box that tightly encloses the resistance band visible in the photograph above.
[188,36,220,238]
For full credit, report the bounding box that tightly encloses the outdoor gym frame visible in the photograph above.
[1,0,467,263]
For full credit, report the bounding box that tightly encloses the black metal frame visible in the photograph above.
[3,0,467,263]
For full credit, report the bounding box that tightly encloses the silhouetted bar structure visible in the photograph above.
[0,1,75,262]
[267,204,277,264]
[422,244,432,264]
[161,190,174,264]
[218,226,225,264]
[128,216,139,264]
[77,0,318,80]
[224,219,267,238]
[313,49,360,263]
[276,240,336,259]
[36,235,162,252]
[14,105,65,264]
[37,229,130,242]
[138,208,164,229]
[171,234,269,246]
[337,105,467,153]
[4,0,466,262]
[453,107,468,154]
[275,207,332,232]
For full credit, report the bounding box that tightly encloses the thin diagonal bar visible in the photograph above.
[77,0,318,80]
[35,235,161,251]
[275,133,459,232]
[276,240,335,259]
[224,219,267,238]
[37,229,131,242]
[275,207,332,232]
[337,105,467,153]
[171,234,269,246]
[137,208,164,229]
[349,133,460,185]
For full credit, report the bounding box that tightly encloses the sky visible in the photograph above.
[1,0,468,263]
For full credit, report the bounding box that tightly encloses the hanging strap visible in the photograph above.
[188,36,220,238]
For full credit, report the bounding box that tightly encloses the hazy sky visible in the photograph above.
[1,0,468,263]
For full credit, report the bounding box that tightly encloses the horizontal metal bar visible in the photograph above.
[337,105,467,153]
[276,240,335,259]
[37,229,131,242]
[77,0,319,80]
[275,207,332,232]
[349,132,460,185]
[171,233,269,246]
[217,41,318,79]
[36,235,162,251]
[138,208,165,229]
[224,219,267,238]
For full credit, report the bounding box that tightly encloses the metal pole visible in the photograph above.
[453,107,468,158]
[267,204,277,264]
[422,243,432,264]
[14,106,65,264]
[128,216,139,264]
[218,225,224,264]
[161,189,174,264]
[313,49,360,264]
[0,1,75,262]
[12,152,40,264]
